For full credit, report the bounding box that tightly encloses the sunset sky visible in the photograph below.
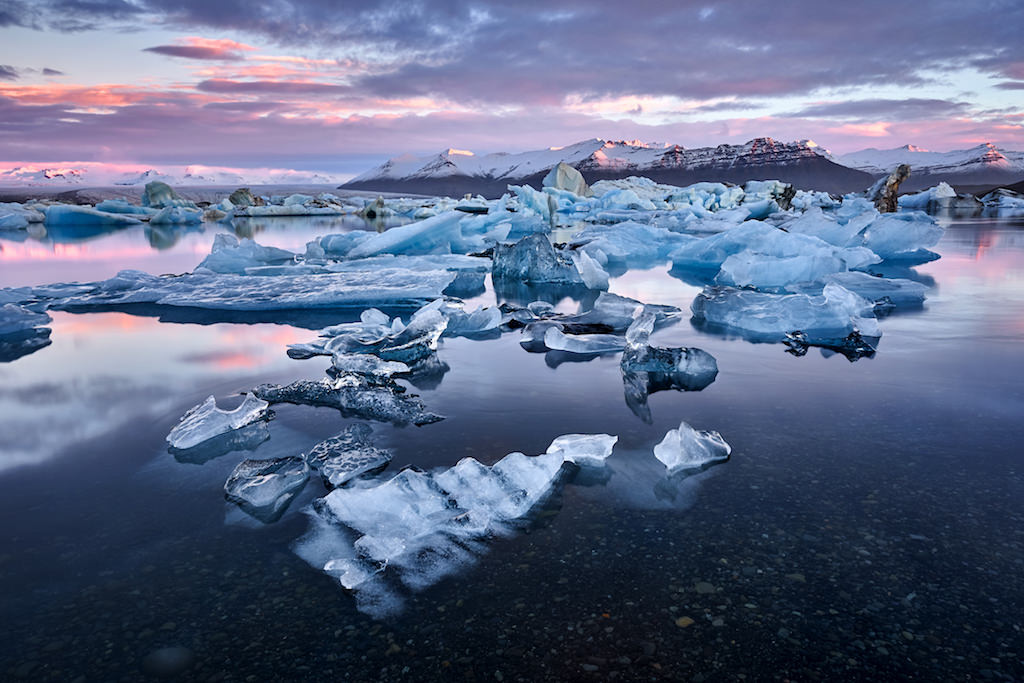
[2,0,1023,179]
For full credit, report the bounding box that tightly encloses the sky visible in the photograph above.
[1,0,1023,180]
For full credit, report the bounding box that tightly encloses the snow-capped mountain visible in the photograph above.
[0,166,88,185]
[343,138,874,196]
[839,143,1024,190]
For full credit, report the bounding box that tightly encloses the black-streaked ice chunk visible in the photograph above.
[253,378,443,426]
[305,423,393,488]
[224,456,309,522]
[654,420,731,474]
[166,394,271,450]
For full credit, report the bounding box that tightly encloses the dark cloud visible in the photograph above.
[0,65,19,80]
[144,45,244,60]
[691,100,764,113]
[995,81,1024,90]
[196,79,352,95]
[7,1,1024,106]
[782,98,972,122]
[42,68,65,76]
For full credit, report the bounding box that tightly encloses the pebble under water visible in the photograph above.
[0,215,1022,681]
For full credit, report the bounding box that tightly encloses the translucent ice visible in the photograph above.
[43,205,143,228]
[545,434,617,466]
[654,421,731,474]
[492,233,583,285]
[787,271,927,308]
[224,456,309,522]
[33,268,456,312]
[305,423,393,488]
[166,394,272,450]
[857,214,944,261]
[542,326,626,354]
[346,211,464,258]
[197,234,297,275]
[0,303,52,336]
[691,282,879,343]
[149,206,203,225]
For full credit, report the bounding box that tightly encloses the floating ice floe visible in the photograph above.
[654,420,731,474]
[94,199,159,216]
[297,432,616,614]
[785,271,927,309]
[980,189,1024,217]
[691,282,879,344]
[197,234,298,274]
[305,423,393,488]
[19,268,456,312]
[224,456,309,523]
[0,304,53,363]
[166,394,272,451]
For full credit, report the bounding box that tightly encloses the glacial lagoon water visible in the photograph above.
[1,214,1022,681]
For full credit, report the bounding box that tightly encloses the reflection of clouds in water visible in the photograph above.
[0,375,180,472]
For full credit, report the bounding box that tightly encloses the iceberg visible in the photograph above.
[786,271,927,309]
[1,202,46,229]
[346,211,464,258]
[569,220,697,268]
[93,199,158,216]
[654,420,731,474]
[224,456,309,523]
[858,213,943,261]
[43,205,143,228]
[149,206,203,225]
[492,233,583,285]
[0,303,52,336]
[305,423,393,488]
[542,162,593,197]
[141,181,196,209]
[197,234,297,274]
[252,378,443,426]
[166,394,272,451]
[691,282,880,344]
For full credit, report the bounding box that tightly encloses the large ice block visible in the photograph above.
[166,394,272,450]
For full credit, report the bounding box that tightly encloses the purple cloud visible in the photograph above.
[0,65,19,80]
[782,99,972,122]
[144,45,245,60]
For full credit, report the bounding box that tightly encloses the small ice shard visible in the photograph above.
[654,421,731,474]
[545,434,617,466]
[253,378,443,426]
[543,162,593,197]
[376,304,448,363]
[43,205,143,228]
[166,394,271,450]
[224,456,309,523]
[492,233,583,285]
[783,329,877,361]
[542,326,626,354]
[142,181,196,209]
[560,292,679,334]
[305,423,393,488]
[0,303,51,336]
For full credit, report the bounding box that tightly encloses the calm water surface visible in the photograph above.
[0,215,1022,681]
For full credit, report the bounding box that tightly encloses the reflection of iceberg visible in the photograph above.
[169,421,270,465]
